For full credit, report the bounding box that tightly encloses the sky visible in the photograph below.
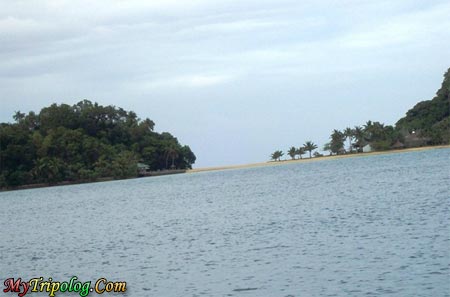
[1,0,449,167]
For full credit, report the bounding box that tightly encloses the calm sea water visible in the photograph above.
[1,149,449,297]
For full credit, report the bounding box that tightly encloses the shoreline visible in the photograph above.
[188,144,450,174]
[1,145,449,192]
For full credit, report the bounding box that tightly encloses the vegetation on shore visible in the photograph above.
[1,68,448,188]
[278,141,319,161]
[271,67,450,161]
[0,100,196,188]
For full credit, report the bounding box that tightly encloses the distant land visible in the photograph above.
[396,68,449,143]
[0,100,196,189]
[0,67,448,190]
[191,145,450,174]
[270,67,449,161]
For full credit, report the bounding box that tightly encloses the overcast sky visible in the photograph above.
[1,0,449,167]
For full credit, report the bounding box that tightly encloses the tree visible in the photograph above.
[32,157,65,184]
[271,150,283,161]
[178,145,196,169]
[113,151,138,178]
[303,141,318,158]
[330,130,345,154]
[353,126,365,152]
[323,142,332,155]
[13,111,25,123]
[296,147,306,159]
[344,127,354,153]
[165,147,179,169]
[288,146,297,160]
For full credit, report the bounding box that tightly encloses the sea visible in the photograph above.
[1,148,449,297]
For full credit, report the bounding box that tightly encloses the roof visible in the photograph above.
[392,140,404,148]
[137,162,150,169]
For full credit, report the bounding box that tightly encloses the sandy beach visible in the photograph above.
[188,145,450,174]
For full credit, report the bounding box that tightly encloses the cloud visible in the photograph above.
[338,2,450,49]
[0,16,42,34]
[129,73,236,91]
[189,19,288,33]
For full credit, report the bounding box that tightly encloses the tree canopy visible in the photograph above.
[396,68,450,144]
[0,100,196,188]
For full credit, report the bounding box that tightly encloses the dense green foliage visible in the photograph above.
[396,68,450,144]
[0,100,196,188]
[325,121,403,154]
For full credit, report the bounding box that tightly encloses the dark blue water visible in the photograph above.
[1,148,449,296]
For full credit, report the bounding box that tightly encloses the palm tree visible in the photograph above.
[271,150,283,161]
[165,148,179,169]
[288,146,297,160]
[330,129,345,154]
[33,157,64,183]
[353,126,364,152]
[344,127,354,153]
[296,147,306,159]
[303,141,318,158]
[363,120,373,142]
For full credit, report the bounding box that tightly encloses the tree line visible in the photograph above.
[271,67,450,161]
[272,141,319,161]
[0,100,196,188]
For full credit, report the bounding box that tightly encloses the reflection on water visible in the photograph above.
[1,149,449,296]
